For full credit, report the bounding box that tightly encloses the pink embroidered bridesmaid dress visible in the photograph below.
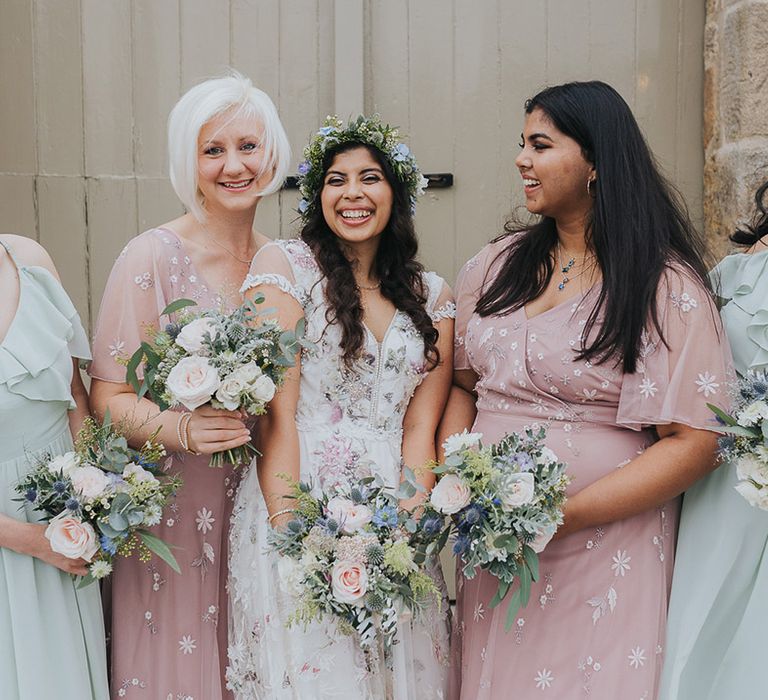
[449,239,732,700]
[90,228,240,700]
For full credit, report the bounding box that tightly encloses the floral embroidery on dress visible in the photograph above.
[628,647,646,669]
[539,573,556,609]
[535,669,554,690]
[669,290,698,313]
[117,677,148,696]
[695,371,719,397]
[178,635,197,655]
[611,550,632,577]
[134,272,154,290]
[587,586,617,625]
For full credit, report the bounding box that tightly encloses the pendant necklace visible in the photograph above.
[557,243,576,291]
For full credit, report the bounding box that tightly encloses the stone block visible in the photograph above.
[721,3,768,140]
[704,140,768,256]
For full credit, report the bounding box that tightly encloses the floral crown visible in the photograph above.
[296,114,428,220]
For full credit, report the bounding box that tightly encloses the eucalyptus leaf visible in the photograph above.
[489,580,510,608]
[504,587,524,631]
[138,530,181,574]
[108,511,128,532]
[522,544,540,581]
[161,298,198,317]
[76,573,96,589]
[706,403,738,426]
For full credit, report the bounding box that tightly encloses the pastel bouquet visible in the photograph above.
[268,470,448,661]
[15,414,181,585]
[126,297,307,468]
[432,428,570,629]
[709,370,768,509]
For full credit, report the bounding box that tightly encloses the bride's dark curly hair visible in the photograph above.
[300,142,439,369]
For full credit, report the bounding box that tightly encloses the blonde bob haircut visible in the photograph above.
[168,70,291,223]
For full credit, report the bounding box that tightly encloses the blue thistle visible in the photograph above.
[420,516,442,538]
[24,487,37,503]
[164,323,181,339]
[53,480,67,495]
[65,497,81,512]
[452,535,471,556]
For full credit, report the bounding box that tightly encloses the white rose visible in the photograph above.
[537,447,559,467]
[529,524,556,554]
[69,465,110,500]
[430,474,472,515]
[736,454,768,486]
[250,374,276,404]
[325,496,373,534]
[236,361,262,383]
[45,512,100,561]
[442,430,483,456]
[416,174,429,197]
[48,452,80,478]
[735,480,768,510]
[499,472,536,510]
[215,372,247,411]
[276,555,305,598]
[166,356,221,410]
[175,318,217,354]
[331,560,368,605]
[123,462,159,486]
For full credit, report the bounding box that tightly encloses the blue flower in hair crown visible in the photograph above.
[296,114,429,219]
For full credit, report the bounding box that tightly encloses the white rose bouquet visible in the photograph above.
[708,370,768,509]
[126,296,309,468]
[432,428,570,629]
[268,471,448,663]
[15,414,181,585]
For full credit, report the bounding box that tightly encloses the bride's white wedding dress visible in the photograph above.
[227,238,454,699]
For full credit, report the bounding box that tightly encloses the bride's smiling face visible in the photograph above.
[320,146,394,248]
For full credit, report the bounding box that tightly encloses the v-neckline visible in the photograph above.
[523,285,596,323]
[363,310,399,346]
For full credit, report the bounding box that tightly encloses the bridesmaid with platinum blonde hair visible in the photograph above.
[89,70,289,699]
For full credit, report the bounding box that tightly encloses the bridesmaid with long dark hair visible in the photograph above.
[443,81,732,699]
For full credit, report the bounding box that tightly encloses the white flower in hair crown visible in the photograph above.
[296,114,429,219]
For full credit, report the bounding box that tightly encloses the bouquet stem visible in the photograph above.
[209,441,259,469]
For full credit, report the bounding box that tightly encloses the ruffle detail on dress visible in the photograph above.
[0,266,91,408]
[712,250,768,371]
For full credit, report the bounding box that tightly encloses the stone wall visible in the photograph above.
[704,0,768,256]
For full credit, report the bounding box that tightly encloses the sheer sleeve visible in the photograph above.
[89,233,171,382]
[241,241,308,307]
[423,271,456,323]
[617,265,735,431]
[453,241,506,371]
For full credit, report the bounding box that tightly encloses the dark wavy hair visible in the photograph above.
[475,80,712,374]
[300,142,439,368]
[730,180,768,247]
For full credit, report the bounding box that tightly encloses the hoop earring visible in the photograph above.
[586,177,597,197]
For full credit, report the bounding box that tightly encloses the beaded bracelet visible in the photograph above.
[176,411,192,452]
[267,508,293,525]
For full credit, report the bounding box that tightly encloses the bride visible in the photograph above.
[227,116,454,699]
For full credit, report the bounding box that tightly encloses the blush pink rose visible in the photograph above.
[325,497,373,534]
[69,465,110,500]
[45,512,100,562]
[331,560,368,605]
[166,356,221,410]
[430,473,472,514]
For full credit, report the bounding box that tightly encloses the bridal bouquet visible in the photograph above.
[709,370,768,509]
[16,414,181,585]
[432,428,569,629]
[268,471,448,659]
[126,296,306,468]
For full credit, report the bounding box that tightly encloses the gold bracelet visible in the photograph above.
[267,508,293,525]
[176,411,191,452]
[182,412,200,455]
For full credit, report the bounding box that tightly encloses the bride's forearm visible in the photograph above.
[256,415,301,522]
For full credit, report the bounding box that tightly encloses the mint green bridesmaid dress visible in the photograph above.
[0,241,109,699]
[660,249,768,699]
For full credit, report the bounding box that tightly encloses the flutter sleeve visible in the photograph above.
[617,264,734,431]
[89,233,171,382]
[454,241,505,371]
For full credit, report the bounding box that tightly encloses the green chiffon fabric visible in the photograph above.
[660,249,768,699]
[0,247,109,699]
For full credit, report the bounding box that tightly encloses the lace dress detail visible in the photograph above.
[228,238,451,699]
